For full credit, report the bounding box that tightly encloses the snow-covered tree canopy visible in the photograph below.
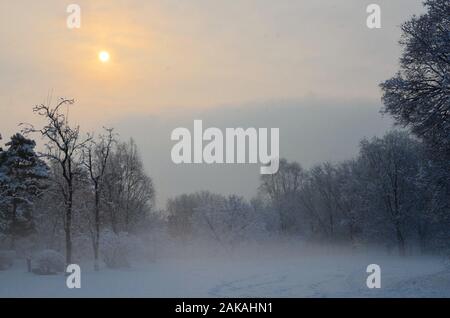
[380,0,450,156]
[0,133,49,206]
[0,133,49,245]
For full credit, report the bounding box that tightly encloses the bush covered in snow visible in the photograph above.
[32,250,65,275]
[100,231,142,269]
[0,250,15,270]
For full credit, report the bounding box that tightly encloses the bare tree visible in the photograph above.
[380,0,450,158]
[82,128,115,270]
[103,139,155,233]
[358,131,421,256]
[23,98,91,266]
[259,159,305,234]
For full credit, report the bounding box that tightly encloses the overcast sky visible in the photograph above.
[0,0,425,206]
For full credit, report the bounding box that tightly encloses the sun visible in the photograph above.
[98,51,110,63]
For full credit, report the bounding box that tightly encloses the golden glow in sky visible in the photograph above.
[0,0,420,122]
[98,51,110,63]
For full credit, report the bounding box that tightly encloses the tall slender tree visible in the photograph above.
[82,128,115,271]
[23,98,91,266]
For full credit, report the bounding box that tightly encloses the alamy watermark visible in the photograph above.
[66,4,81,29]
[66,264,81,289]
[366,4,381,29]
[366,264,381,289]
[171,120,279,174]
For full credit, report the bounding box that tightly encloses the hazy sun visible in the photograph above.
[98,51,110,63]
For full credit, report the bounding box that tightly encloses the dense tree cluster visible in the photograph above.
[166,131,449,255]
[0,100,155,269]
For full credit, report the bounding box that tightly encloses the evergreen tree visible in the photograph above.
[0,133,49,248]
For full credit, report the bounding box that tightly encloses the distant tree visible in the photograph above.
[302,162,363,243]
[332,161,364,244]
[0,134,48,248]
[259,159,305,234]
[102,139,155,233]
[357,131,422,256]
[307,163,341,237]
[167,193,199,240]
[413,147,450,253]
[380,0,450,157]
[167,191,263,247]
[193,194,260,249]
[167,191,220,240]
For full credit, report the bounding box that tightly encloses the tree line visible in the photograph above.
[165,130,449,256]
[0,0,448,270]
[166,0,450,256]
[0,99,155,269]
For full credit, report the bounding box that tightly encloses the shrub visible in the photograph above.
[32,250,65,275]
[100,231,137,269]
[0,250,15,270]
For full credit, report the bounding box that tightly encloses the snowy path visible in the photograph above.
[1,252,449,297]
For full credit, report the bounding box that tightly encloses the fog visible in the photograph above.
[112,98,393,205]
[1,0,449,299]
[1,238,448,297]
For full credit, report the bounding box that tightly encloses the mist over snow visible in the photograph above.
[1,241,449,297]
[1,0,449,299]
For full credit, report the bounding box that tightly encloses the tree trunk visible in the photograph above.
[392,176,406,257]
[418,223,428,255]
[348,222,356,249]
[328,212,334,237]
[26,258,32,273]
[395,222,406,257]
[65,183,73,266]
[94,183,100,271]
[10,201,17,250]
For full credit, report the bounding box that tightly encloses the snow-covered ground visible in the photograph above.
[1,245,449,297]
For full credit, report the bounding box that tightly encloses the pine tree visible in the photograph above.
[0,133,49,248]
